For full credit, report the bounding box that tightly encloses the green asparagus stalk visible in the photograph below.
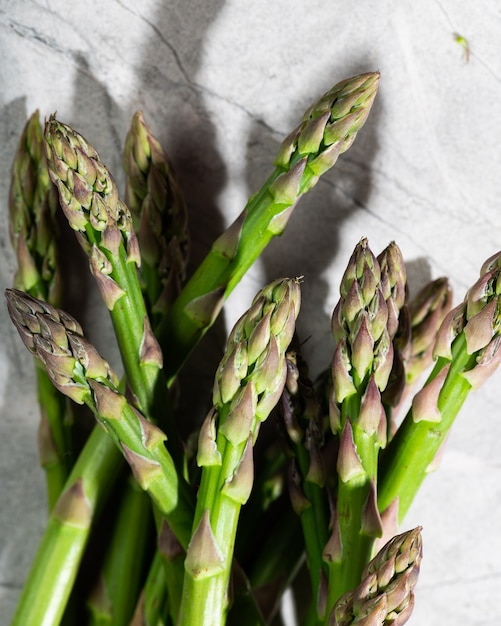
[234,443,303,622]
[378,251,501,522]
[6,288,194,546]
[9,110,73,509]
[159,72,380,382]
[42,117,175,442]
[130,549,169,626]
[5,285,196,625]
[6,285,138,624]
[44,115,193,622]
[131,519,191,626]
[86,475,153,625]
[123,110,189,323]
[7,285,194,619]
[235,440,287,567]
[325,239,398,616]
[246,505,304,621]
[178,278,301,626]
[6,421,122,626]
[89,112,192,622]
[278,340,330,619]
[330,527,422,626]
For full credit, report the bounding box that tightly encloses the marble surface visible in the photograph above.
[1,1,501,623]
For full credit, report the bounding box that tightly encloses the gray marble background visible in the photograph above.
[1,1,501,623]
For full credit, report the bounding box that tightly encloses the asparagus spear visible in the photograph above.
[330,527,422,626]
[277,339,330,619]
[159,72,380,382]
[5,419,122,626]
[378,251,501,522]
[385,277,453,434]
[129,549,169,626]
[6,287,196,624]
[86,475,153,625]
[42,117,174,439]
[325,239,396,614]
[44,114,193,621]
[376,242,409,415]
[178,277,301,626]
[9,110,73,509]
[6,288,194,546]
[123,110,189,323]
[10,111,61,305]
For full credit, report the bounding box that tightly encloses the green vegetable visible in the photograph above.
[159,72,380,382]
[7,70,501,626]
[325,239,395,613]
[8,110,72,509]
[379,251,501,521]
[179,278,301,626]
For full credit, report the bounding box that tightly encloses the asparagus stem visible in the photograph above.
[156,519,185,625]
[159,72,380,382]
[278,343,329,620]
[86,475,153,625]
[41,116,193,623]
[6,288,195,544]
[9,426,122,626]
[379,251,501,521]
[132,517,192,626]
[9,110,73,508]
[130,549,169,626]
[246,506,304,620]
[326,239,396,615]
[34,361,73,509]
[378,335,474,520]
[178,278,301,626]
[42,117,182,464]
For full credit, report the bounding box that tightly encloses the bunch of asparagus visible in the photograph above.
[5,71,501,626]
